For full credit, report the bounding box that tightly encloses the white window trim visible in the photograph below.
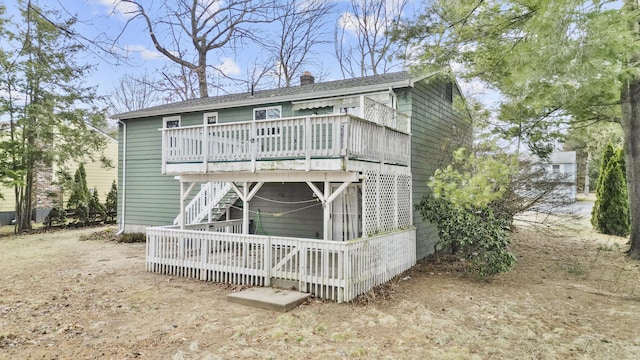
[203,112,218,125]
[253,106,282,120]
[163,115,181,128]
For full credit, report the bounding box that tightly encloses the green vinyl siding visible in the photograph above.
[409,78,471,260]
[118,117,180,227]
[177,103,294,126]
[232,183,323,239]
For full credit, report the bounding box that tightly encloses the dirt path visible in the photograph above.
[1,225,640,359]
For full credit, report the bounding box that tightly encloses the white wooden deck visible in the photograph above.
[161,113,410,175]
[146,221,416,302]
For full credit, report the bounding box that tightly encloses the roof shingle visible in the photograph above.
[112,71,415,120]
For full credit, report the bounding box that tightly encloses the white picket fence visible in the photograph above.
[146,224,416,302]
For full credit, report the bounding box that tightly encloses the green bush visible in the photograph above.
[592,148,630,236]
[88,188,106,224]
[43,206,67,228]
[105,181,117,223]
[592,144,615,229]
[416,192,516,278]
[68,164,90,225]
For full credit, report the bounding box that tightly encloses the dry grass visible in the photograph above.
[1,213,640,359]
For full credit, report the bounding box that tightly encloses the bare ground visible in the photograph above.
[1,212,640,359]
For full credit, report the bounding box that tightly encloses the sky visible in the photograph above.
[0,0,502,119]
[10,0,429,108]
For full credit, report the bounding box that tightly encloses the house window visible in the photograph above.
[253,106,281,121]
[163,116,181,128]
[254,106,282,139]
[163,116,181,148]
[203,112,218,125]
[552,164,560,174]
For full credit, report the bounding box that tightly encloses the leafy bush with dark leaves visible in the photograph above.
[416,192,516,278]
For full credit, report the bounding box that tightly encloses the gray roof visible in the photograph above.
[549,151,576,164]
[112,71,423,120]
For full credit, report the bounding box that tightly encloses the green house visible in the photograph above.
[112,71,469,302]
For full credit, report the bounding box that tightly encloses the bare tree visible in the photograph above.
[122,0,278,98]
[110,73,162,114]
[334,0,408,78]
[264,0,335,87]
[157,64,201,102]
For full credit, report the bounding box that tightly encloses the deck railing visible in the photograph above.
[173,182,235,226]
[161,113,410,173]
[362,97,410,133]
[146,225,416,302]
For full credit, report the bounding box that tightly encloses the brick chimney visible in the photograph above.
[300,71,315,86]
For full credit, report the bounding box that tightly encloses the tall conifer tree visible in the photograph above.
[0,1,107,232]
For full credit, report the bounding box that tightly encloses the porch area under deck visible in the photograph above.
[146,222,416,303]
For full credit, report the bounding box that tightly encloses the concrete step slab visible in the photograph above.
[227,287,311,312]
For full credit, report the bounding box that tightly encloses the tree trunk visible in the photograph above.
[17,168,34,232]
[621,78,640,258]
[197,53,208,98]
[584,151,590,195]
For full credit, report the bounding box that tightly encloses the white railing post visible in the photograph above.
[202,125,208,174]
[381,126,386,166]
[264,236,271,286]
[341,118,350,167]
[250,121,257,172]
[305,116,312,171]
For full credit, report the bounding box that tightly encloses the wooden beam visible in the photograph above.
[242,182,251,234]
[179,171,360,184]
[306,181,325,201]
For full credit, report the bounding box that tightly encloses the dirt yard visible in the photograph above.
[2,207,640,359]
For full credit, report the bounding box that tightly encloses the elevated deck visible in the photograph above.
[161,113,410,175]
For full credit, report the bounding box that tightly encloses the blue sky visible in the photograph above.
[33,0,422,103]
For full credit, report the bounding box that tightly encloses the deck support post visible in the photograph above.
[306,180,352,241]
[242,183,250,234]
[179,181,185,230]
[323,181,331,240]
[178,181,197,228]
[230,181,264,235]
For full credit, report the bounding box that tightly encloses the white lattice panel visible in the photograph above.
[397,174,412,228]
[379,174,396,232]
[362,171,378,236]
[362,171,413,236]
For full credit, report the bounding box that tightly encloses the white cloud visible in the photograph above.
[217,57,241,76]
[338,0,407,37]
[94,0,140,19]
[122,44,162,60]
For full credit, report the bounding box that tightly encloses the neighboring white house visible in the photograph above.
[543,151,577,203]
